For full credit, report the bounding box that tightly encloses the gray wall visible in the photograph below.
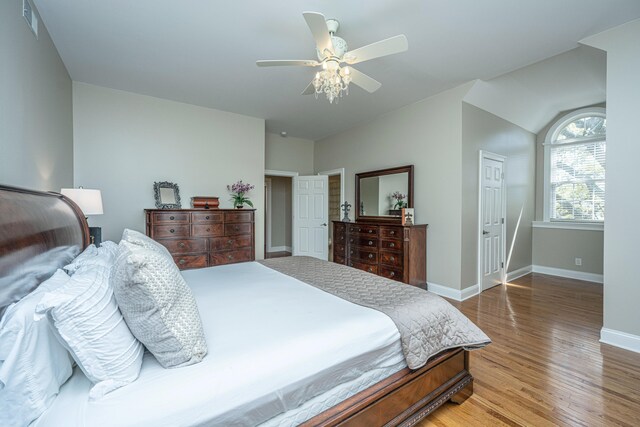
[583,20,640,338]
[315,83,472,290]
[72,83,266,258]
[265,132,314,175]
[461,103,536,288]
[0,0,73,191]
[267,176,292,249]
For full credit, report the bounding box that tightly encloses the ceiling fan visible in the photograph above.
[256,12,408,103]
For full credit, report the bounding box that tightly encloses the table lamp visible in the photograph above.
[61,187,104,245]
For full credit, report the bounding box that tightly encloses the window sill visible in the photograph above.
[532,221,603,231]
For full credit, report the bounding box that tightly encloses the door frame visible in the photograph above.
[477,151,507,292]
[265,170,298,255]
[317,168,346,208]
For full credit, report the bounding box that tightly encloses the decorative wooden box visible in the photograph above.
[191,196,220,209]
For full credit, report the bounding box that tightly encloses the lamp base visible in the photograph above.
[89,227,102,246]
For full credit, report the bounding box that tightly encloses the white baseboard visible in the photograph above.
[506,265,532,282]
[267,246,291,253]
[532,265,603,284]
[600,328,640,353]
[427,282,479,302]
[460,284,479,301]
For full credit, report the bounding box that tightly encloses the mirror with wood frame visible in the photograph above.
[355,165,414,223]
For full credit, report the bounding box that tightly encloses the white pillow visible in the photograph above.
[0,270,74,427]
[121,228,172,260]
[112,241,208,368]
[35,265,144,400]
[64,241,119,275]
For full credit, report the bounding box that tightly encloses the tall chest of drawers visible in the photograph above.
[333,220,427,287]
[145,209,255,270]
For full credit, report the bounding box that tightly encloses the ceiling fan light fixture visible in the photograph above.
[313,64,350,104]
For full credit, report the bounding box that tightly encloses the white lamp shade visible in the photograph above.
[61,188,104,215]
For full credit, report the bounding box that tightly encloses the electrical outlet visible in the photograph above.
[575,257,582,266]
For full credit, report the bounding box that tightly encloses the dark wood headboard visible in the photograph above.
[0,184,89,316]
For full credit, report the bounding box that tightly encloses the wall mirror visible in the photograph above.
[355,165,414,223]
[154,181,182,209]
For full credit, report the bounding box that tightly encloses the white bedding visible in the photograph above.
[34,262,405,426]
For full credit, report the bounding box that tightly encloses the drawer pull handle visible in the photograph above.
[368,268,373,272]
[170,216,175,220]
[349,262,353,267]
[390,271,395,277]
[368,254,374,259]
[390,230,395,235]
[169,229,175,233]
[228,254,233,260]
[368,241,373,246]
[179,259,185,265]
[178,242,185,248]
[235,226,239,231]
[390,256,395,262]
[389,243,395,248]
[206,228,211,232]
[228,239,234,245]
[350,238,354,243]
[368,230,372,233]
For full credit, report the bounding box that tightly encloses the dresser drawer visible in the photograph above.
[210,249,252,266]
[380,226,403,239]
[210,235,252,251]
[224,211,253,223]
[153,224,190,238]
[380,239,402,252]
[379,266,403,281]
[380,252,403,267]
[153,212,189,223]
[172,254,208,270]
[334,255,346,265]
[348,236,378,248]
[335,230,347,244]
[349,247,378,264]
[191,212,223,223]
[157,238,206,254]
[334,223,346,233]
[333,243,346,257]
[349,261,378,275]
[192,223,223,237]
[225,223,252,236]
[349,224,378,236]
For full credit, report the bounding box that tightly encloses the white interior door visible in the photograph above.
[293,175,329,260]
[480,154,505,291]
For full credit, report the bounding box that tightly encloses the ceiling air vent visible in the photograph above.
[23,0,39,39]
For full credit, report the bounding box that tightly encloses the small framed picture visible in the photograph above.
[401,208,415,226]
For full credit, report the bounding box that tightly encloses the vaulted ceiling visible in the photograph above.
[34,0,640,140]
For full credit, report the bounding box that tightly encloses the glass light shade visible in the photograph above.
[61,188,104,215]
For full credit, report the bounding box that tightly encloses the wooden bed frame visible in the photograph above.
[0,184,473,426]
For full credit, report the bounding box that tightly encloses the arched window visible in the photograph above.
[544,107,606,222]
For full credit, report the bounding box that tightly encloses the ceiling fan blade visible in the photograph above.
[343,35,408,65]
[303,11,334,57]
[256,60,319,67]
[301,81,315,95]
[348,67,382,93]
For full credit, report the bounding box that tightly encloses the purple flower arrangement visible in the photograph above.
[227,180,255,208]
[391,191,407,209]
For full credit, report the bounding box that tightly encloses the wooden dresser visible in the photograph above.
[333,220,427,287]
[145,209,255,270]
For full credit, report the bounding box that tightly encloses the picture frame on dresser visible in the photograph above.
[153,181,182,209]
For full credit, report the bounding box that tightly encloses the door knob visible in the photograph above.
[483,230,489,235]
[321,223,327,226]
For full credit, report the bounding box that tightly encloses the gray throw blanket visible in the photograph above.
[259,256,490,370]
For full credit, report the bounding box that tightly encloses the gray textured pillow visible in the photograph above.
[121,228,173,260]
[111,240,208,368]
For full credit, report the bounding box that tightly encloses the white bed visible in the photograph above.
[34,262,406,427]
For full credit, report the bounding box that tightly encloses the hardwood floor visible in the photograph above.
[419,273,640,427]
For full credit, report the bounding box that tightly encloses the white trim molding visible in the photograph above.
[532,265,603,284]
[506,265,532,282]
[600,328,640,353]
[532,221,603,231]
[427,282,479,302]
[267,245,292,253]
[264,169,299,177]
